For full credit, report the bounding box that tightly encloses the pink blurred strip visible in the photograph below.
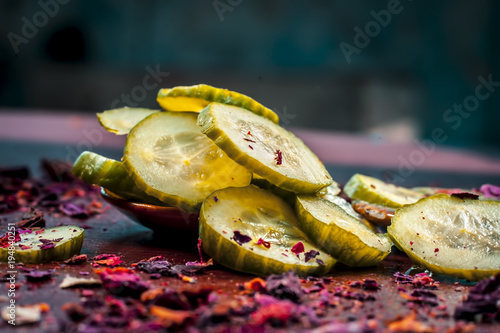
[1,110,499,174]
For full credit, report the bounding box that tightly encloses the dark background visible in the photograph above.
[1,0,499,154]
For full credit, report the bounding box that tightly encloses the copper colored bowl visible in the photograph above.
[100,188,199,232]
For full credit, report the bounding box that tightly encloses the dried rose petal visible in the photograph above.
[394,271,438,289]
[65,254,88,265]
[0,229,21,248]
[304,249,319,262]
[274,149,283,165]
[265,270,303,302]
[136,259,173,274]
[255,238,271,249]
[18,208,46,228]
[231,230,252,245]
[454,272,500,322]
[291,241,305,255]
[96,267,149,298]
[24,268,55,282]
[451,192,479,200]
[479,184,500,199]
[59,202,88,218]
[92,254,123,267]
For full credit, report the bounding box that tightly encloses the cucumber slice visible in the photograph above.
[157,84,279,124]
[72,151,166,206]
[0,226,84,264]
[199,185,336,276]
[197,103,333,194]
[343,173,423,208]
[123,111,252,212]
[388,194,500,281]
[97,107,159,135]
[295,195,392,267]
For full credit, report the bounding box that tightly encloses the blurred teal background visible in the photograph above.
[0,0,499,153]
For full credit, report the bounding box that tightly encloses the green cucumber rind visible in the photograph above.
[158,84,280,124]
[72,151,167,206]
[295,195,392,267]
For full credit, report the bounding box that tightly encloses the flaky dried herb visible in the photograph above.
[274,150,283,165]
[18,208,46,228]
[96,267,149,298]
[451,192,479,200]
[454,273,500,322]
[265,270,303,302]
[478,184,500,200]
[24,268,56,282]
[255,238,271,249]
[304,250,320,263]
[64,254,88,265]
[291,241,305,255]
[231,230,252,245]
[394,271,438,289]
[92,254,124,267]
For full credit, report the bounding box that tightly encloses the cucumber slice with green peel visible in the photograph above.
[343,173,423,208]
[199,185,336,276]
[157,84,279,124]
[0,226,84,264]
[97,107,160,135]
[72,151,166,206]
[295,195,392,267]
[123,111,252,212]
[197,103,333,194]
[388,194,500,281]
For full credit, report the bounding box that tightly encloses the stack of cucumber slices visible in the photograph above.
[72,84,500,280]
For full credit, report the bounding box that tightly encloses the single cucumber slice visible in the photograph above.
[123,111,252,212]
[0,226,84,264]
[388,194,500,281]
[157,84,279,124]
[72,151,166,206]
[343,173,423,208]
[296,195,392,267]
[97,107,159,135]
[198,103,333,194]
[199,185,336,276]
